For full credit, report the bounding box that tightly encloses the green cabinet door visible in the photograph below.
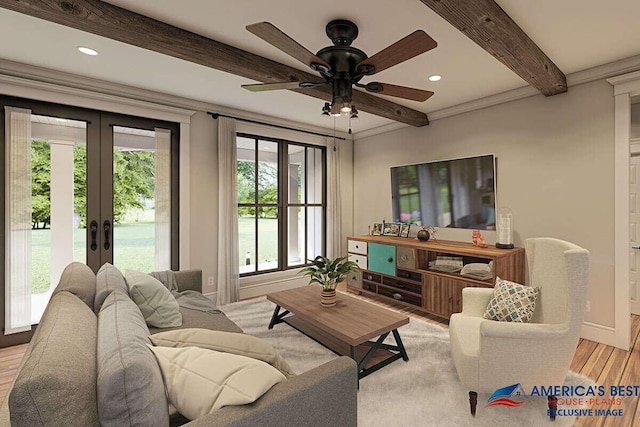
[368,243,396,276]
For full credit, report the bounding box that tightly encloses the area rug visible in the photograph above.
[220,296,595,427]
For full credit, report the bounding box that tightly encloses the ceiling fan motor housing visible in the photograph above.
[325,19,359,46]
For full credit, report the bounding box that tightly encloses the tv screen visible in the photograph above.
[391,154,496,230]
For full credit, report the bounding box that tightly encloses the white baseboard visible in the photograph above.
[581,321,625,350]
[239,277,307,300]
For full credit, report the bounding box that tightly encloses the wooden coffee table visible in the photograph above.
[266,285,409,380]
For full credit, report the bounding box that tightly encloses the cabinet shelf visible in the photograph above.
[377,283,422,298]
[347,235,525,319]
[425,269,494,285]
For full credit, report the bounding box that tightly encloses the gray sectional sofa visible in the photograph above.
[0,262,358,426]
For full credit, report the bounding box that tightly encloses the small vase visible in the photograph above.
[320,289,337,307]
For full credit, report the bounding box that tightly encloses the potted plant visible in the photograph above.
[300,255,360,307]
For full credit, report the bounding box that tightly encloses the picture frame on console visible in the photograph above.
[383,222,401,236]
[399,224,411,238]
[372,223,383,236]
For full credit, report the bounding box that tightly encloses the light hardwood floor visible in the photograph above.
[0,288,637,427]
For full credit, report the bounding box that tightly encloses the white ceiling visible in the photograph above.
[1,0,640,135]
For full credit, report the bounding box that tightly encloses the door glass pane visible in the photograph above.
[288,206,305,267]
[30,114,87,323]
[288,145,305,204]
[111,126,160,272]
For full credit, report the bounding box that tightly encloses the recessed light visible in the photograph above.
[429,75,442,82]
[77,46,99,56]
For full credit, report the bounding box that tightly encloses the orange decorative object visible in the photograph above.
[472,230,488,248]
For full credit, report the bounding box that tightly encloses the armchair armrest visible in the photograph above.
[185,356,357,427]
[480,320,570,340]
[460,287,494,317]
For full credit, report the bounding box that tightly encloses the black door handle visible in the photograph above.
[387,257,394,263]
[90,220,98,251]
[103,220,111,250]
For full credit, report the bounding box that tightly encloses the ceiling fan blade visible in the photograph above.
[242,82,307,92]
[242,81,326,92]
[247,22,331,71]
[357,31,437,75]
[363,82,434,102]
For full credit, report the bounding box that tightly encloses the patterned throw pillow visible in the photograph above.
[483,277,540,322]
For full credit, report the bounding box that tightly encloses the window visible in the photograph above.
[237,134,326,275]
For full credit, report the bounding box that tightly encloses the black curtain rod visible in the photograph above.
[208,112,346,141]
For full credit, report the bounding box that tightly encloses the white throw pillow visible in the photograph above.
[148,345,286,420]
[149,328,295,376]
[125,270,182,328]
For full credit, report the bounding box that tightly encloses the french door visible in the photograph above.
[1,96,179,344]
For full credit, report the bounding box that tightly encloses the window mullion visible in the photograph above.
[253,137,259,274]
[278,141,287,271]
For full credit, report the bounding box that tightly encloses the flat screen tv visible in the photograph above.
[390,154,496,230]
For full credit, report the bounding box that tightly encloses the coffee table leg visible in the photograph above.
[268,305,281,330]
[392,329,409,361]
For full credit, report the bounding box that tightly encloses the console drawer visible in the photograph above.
[348,253,368,270]
[348,239,368,255]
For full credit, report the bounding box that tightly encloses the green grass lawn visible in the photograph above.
[31,222,156,294]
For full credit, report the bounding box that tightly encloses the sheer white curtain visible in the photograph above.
[326,137,342,258]
[217,117,239,304]
[154,128,171,270]
[4,106,32,334]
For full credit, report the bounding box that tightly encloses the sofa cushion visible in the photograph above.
[52,261,96,309]
[96,290,169,427]
[125,269,182,328]
[9,291,99,427]
[150,328,295,376]
[148,345,286,420]
[94,262,128,313]
[149,306,242,335]
[483,277,540,323]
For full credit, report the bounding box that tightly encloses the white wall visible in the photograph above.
[187,111,218,294]
[353,79,615,327]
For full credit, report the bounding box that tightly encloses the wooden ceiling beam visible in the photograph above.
[0,0,429,126]
[419,0,567,96]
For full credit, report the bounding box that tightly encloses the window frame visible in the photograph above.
[237,132,327,277]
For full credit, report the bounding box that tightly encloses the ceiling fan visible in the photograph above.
[242,19,437,117]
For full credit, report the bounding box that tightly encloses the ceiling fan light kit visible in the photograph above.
[243,19,437,125]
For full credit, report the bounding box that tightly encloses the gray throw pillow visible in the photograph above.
[52,262,96,309]
[94,262,128,313]
[97,290,169,427]
[125,269,182,328]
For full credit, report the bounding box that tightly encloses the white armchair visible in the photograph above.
[449,237,590,418]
